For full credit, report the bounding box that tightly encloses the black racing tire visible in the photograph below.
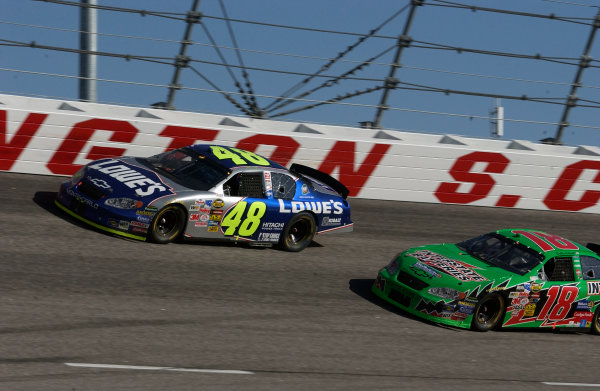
[149,204,186,244]
[471,293,505,332]
[591,308,600,335]
[278,212,317,252]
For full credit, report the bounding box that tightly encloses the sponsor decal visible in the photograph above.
[130,221,149,228]
[200,214,210,222]
[108,218,118,228]
[261,222,285,230]
[408,250,487,282]
[321,216,341,226]
[524,303,536,317]
[588,281,600,295]
[136,215,151,223]
[207,226,219,232]
[205,200,213,207]
[118,220,130,230]
[136,210,154,216]
[189,213,199,221]
[278,198,344,215]
[210,214,222,221]
[67,188,98,209]
[89,177,111,190]
[213,199,225,208]
[190,205,200,211]
[509,292,529,298]
[208,220,219,227]
[576,299,593,310]
[195,199,206,206]
[88,160,171,197]
[210,209,223,215]
[258,232,280,242]
[195,221,208,227]
[131,226,147,233]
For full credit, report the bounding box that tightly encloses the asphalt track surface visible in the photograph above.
[2,172,600,391]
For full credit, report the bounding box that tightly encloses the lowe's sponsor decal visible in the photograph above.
[408,250,487,282]
[88,160,171,197]
[278,199,343,214]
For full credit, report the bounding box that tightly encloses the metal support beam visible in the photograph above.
[372,0,423,129]
[164,0,201,110]
[552,9,600,145]
[79,0,97,102]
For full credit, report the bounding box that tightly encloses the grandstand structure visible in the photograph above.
[1,0,599,146]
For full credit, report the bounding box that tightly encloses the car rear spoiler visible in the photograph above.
[289,163,350,199]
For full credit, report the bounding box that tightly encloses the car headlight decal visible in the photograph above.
[428,287,462,300]
[104,198,143,209]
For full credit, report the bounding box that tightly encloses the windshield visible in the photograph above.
[456,233,543,275]
[138,147,230,191]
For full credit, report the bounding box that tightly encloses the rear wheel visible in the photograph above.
[149,205,185,244]
[278,212,316,252]
[591,308,600,335]
[471,293,505,332]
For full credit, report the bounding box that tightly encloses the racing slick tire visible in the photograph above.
[278,212,317,252]
[471,293,505,332]
[149,204,186,244]
[591,308,600,335]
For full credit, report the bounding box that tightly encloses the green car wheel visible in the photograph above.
[472,294,505,332]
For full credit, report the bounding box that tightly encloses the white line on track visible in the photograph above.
[543,382,600,388]
[64,362,254,375]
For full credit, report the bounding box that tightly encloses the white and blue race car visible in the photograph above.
[55,144,353,251]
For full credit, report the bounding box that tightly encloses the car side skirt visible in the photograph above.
[55,200,147,241]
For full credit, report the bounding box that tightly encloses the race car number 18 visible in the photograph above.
[221,201,267,236]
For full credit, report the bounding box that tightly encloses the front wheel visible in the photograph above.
[471,293,505,332]
[278,212,316,252]
[149,205,185,244]
[591,308,600,335]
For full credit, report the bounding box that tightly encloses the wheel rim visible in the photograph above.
[156,209,178,237]
[477,298,501,326]
[289,217,311,244]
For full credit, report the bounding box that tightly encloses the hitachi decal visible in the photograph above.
[89,160,169,196]
[278,199,343,214]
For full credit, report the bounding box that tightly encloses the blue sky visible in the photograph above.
[1,0,600,146]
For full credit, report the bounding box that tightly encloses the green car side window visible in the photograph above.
[580,255,600,280]
[543,257,575,282]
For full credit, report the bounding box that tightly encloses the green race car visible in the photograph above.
[372,228,600,333]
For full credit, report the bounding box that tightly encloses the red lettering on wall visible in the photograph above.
[236,134,300,166]
[317,141,390,197]
[0,110,48,171]
[435,152,510,204]
[47,119,138,175]
[543,160,600,211]
[159,125,219,151]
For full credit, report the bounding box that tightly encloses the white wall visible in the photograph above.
[3,93,600,213]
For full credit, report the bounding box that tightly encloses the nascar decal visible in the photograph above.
[408,250,487,282]
[88,159,173,197]
[278,199,344,214]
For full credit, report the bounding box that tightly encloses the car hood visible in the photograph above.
[81,157,178,204]
[401,243,517,290]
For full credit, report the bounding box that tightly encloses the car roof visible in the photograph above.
[188,144,287,170]
[494,228,593,256]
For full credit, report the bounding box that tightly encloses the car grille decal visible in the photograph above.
[77,179,107,200]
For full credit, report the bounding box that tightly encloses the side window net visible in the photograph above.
[271,172,296,200]
[580,255,600,280]
[224,173,264,198]
[543,257,575,282]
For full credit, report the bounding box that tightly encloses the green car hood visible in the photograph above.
[401,243,519,292]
